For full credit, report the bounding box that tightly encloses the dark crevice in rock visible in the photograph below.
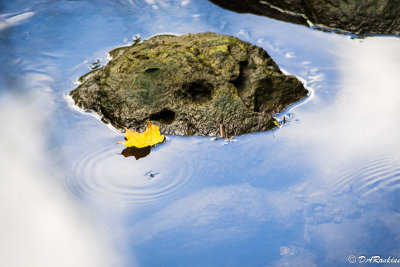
[232,61,249,92]
[149,109,176,125]
[135,54,150,60]
[232,60,257,112]
[144,67,160,73]
[182,81,213,104]
[186,122,196,136]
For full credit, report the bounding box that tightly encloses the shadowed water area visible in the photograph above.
[0,1,400,266]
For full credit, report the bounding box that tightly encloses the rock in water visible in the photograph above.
[70,33,308,136]
[209,0,400,36]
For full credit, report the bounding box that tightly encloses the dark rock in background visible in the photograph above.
[209,0,400,36]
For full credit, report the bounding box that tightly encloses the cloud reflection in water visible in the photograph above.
[0,98,127,266]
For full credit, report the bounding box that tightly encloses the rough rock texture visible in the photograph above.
[209,0,400,36]
[71,33,308,136]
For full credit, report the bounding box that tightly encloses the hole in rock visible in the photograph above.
[232,61,249,91]
[144,67,160,73]
[149,109,176,124]
[183,82,212,103]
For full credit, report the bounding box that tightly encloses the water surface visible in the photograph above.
[1,1,400,266]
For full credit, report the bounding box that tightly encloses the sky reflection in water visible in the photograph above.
[0,0,400,266]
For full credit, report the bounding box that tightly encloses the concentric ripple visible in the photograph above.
[65,139,198,204]
[331,150,400,198]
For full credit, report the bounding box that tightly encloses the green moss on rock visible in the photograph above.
[70,32,308,136]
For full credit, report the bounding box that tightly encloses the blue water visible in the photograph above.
[1,1,400,266]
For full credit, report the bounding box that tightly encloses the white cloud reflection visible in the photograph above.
[130,184,303,244]
[0,95,124,267]
[269,36,400,264]
[284,36,400,168]
[0,11,35,31]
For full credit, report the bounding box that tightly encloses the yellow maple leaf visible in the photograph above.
[117,121,165,148]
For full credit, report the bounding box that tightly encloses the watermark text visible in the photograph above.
[348,255,400,264]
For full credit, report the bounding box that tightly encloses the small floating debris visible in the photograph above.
[132,35,141,45]
[273,120,281,127]
[219,123,226,138]
[144,171,159,180]
[211,123,237,143]
[221,136,237,145]
[274,114,294,126]
[89,59,101,70]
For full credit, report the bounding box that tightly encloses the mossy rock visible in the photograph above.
[70,33,308,136]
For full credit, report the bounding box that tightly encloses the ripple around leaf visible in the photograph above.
[331,150,400,198]
[65,142,196,204]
